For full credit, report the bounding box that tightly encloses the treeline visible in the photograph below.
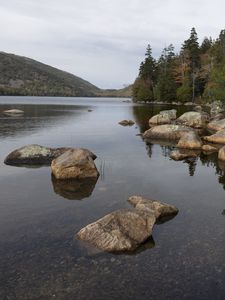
[132,28,225,103]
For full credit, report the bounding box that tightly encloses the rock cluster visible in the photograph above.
[77,196,178,252]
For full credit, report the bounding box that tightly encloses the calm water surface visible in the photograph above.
[1,97,225,299]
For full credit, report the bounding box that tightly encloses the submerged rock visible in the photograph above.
[177,131,202,149]
[77,196,178,252]
[218,146,225,161]
[207,118,225,132]
[176,111,209,128]
[118,120,135,126]
[143,124,193,140]
[4,144,80,165]
[3,109,24,116]
[170,149,198,161]
[203,130,225,144]
[51,148,99,180]
[128,195,178,219]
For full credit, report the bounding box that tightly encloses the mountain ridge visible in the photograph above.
[0,52,131,98]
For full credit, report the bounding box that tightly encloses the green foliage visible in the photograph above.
[203,61,225,102]
[132,78,154,102]
[133,27,225,104]
[155,44,177,102]
[176,77,192,103]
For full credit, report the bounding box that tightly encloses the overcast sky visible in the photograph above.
[0,0,224,89]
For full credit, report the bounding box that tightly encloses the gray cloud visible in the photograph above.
[0,0,224,88]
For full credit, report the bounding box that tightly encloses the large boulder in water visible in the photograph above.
[207,118,225,131]
[143,124,194,140]
[77,196,178,252]
[177,131,202,149]
[51,148,99,180]
[176,111,209,128]
[160,109,177,120]
[3,144,84,165]
[203,130,225,144]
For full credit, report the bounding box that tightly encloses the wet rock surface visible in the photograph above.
[51,148,99,180]
[77,196,178,252]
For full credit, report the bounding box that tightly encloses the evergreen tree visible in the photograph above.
[155,44,177,102]
[132,44,157,102]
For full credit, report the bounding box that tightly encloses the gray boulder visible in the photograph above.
[4,144,86,165]
[176,111,209,128]
[77,196,178,252]
[51,148,99,180]
[177,131,202,149]
[159,109,177,120]
[143,124,194,140]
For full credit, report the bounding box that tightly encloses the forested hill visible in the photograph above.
[0,52,131,97]
[133,28,225,104]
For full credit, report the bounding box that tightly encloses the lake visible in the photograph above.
[1,97,225,300]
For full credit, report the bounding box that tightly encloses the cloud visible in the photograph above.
[0,0,224,88]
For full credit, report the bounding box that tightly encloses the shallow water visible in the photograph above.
[1,97,225,299]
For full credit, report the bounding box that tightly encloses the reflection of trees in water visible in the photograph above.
[131,104,225,183]
[200,153,225,190]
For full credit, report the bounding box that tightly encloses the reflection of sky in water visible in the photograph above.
[1,97,225,299]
